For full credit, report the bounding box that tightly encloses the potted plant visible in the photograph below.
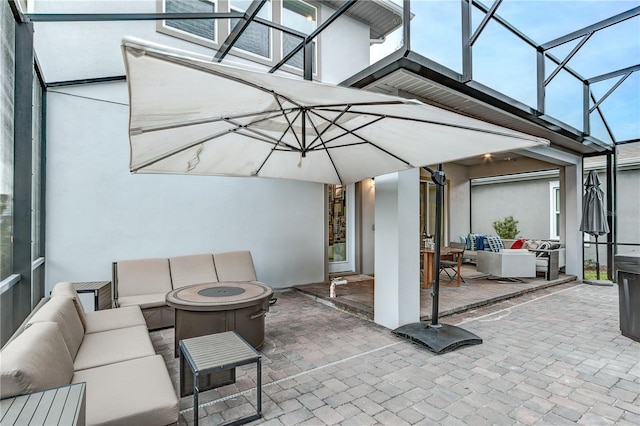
[492,215,520,239]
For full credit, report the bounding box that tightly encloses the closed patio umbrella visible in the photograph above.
[121,37,549,353]
[580,170,610,282]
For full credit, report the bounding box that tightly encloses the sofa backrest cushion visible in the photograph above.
[0,322,74,399]
[51,282,88,329]
[169,254,218,288]
[213,251,257,282]
[116,258,172,297]
[27,296,85,359]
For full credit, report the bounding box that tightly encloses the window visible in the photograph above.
[164,0,217,43]
[282,0,317,71]
[230,0,272,59]
[159,0,319,76]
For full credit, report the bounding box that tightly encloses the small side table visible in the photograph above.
[180,331,262,426]
[0,382,86,425]
[72,281,111,311]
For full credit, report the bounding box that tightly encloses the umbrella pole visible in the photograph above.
[595,235,600,280]
[431,165,444,326]
[392,165,482,354]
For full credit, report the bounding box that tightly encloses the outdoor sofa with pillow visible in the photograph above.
[461,234,565,280]
[0,282,179,425]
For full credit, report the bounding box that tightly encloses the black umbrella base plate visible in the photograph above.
[393,322,482,355]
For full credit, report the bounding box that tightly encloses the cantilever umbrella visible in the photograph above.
[122,37,549,353]
[579,170,610,282]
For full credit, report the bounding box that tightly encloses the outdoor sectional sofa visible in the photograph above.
[462,235,566,280]
[112,250,271,330]
[0,282,179,425]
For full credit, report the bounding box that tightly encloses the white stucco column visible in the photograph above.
[374,168,420,329]
[561,164,584,279]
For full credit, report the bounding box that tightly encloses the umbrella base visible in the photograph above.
[583,279,614,286]
[392,322,482,355]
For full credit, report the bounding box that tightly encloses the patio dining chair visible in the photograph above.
[439,242,466,283]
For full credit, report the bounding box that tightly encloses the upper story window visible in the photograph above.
[282,0,317,71]
[159,0,317,76]
[230,0,272,59]
[164,0,217,43]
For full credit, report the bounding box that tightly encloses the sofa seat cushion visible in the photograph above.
[0,322,74,399]
[73,325,155,371]
[84,305,147,334]
[117,293,168,309]
[169,253,218,288]
[27,296,85,359]
[72,355,178,426]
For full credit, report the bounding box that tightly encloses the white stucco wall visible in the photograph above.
[318,3,370,84]
[44,82,325,292]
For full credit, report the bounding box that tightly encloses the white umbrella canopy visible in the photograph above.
[122,37,549,185]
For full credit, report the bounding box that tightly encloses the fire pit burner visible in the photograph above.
[198,287,246,297]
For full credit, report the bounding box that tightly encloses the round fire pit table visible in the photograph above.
[167,281,273,396]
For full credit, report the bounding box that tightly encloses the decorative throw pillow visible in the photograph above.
[510,238,526,249]
[487,235,504,252]
[549,242,563,250]
[475,235,487,251]
[468,233,477,250]
[523,239,540,250]
[536,241,551,256]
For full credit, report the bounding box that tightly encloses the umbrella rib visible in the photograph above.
[319,107,543,142]
[131,107,298,134]
[306,110,385,150]
[308,110,415,167]
[133,115,298,172]
[304,111,344,184]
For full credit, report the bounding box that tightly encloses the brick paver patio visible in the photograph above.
[151,282,639,425]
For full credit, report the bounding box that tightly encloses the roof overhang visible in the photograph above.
[323,0,403,40]
[342,50,614,162]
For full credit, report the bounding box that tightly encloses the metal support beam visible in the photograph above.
[540,6,640,51]
[536,50,545,114]
[404,0,411,51]
[24,11,243,22]
[587,64,640,84]
[214,0,267,62]
[469,0,502,46]
[303,40,313,81]
[461,0,473,82]
[269,0,356,74]
[589,91,617,143]
[12,19,35,337]
[606,153,615,280]
[589,72,632,113]
[583,82,590,136]
[544,33,592,86]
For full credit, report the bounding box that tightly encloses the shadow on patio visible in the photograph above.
[293,265,578,321]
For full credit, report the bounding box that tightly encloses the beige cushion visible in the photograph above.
[214,250,257,282]
[72,355,179,426]
[115,258,172,297]
[84,305,146,334]
[50,281,88,329]
[0,322,74,399]
[117,293,168,309]
[169,253,218,288]
[27,296,85,359]
[73,325,155,371]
